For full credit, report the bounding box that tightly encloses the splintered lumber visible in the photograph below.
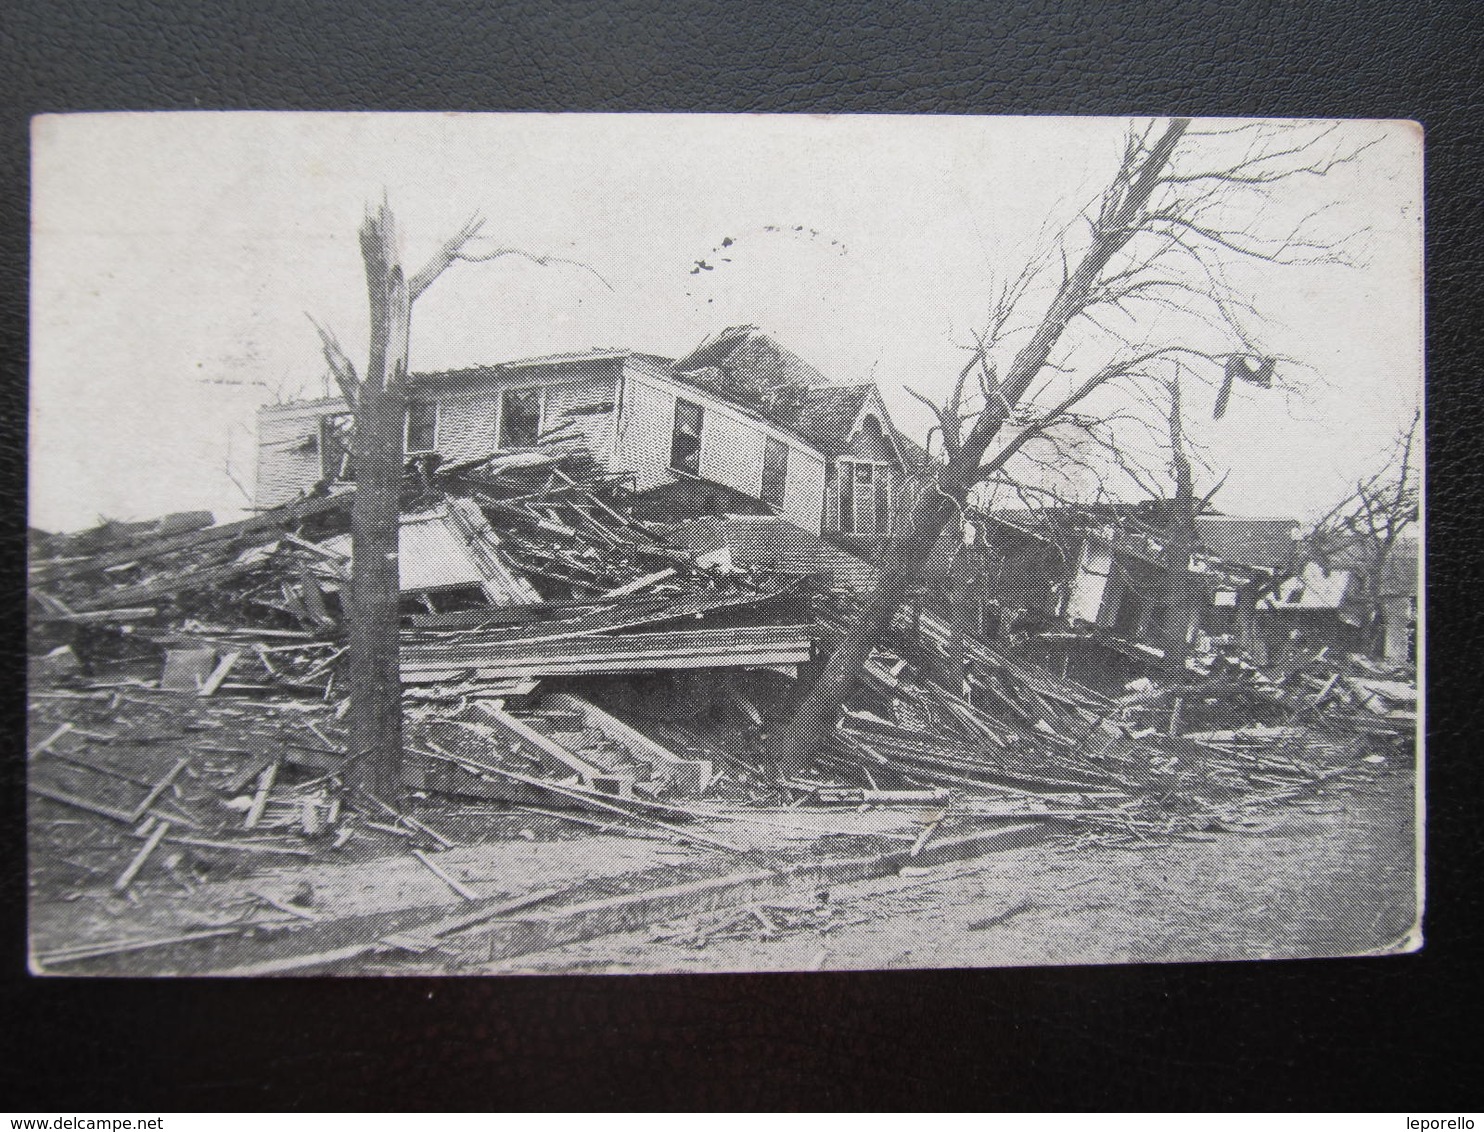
[160,834,313,858]
[34,928,239,968]
[599,568,678,600]
[380,882,576,951]
[28,722,74,760]
[405,582,797,646]
[29,782,141,823]
[71,557,276,612]
[410,849,481,902]
[130,755,192,821]
[114,821,170,892]
[36,606,161,624]
[413,745,749,854]
[32,490,354,584]
[208,942,383,977]
[197,651,242,697]
[244,760,281,829]
[355,789,456,849]
[401,624,812,683]
[249,888,321,921]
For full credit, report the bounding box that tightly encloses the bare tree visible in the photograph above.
[309,204,483,800]
[769,117,1375,775]
[1307,407,1421,657]
[310,205,609,800]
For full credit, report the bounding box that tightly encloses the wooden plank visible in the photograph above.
[34,928,239,968]
[129,755,192,821]
[188,820,1047,977]
[598,568,677,600]
[405,583,799,649]
[400,650,809,681]
[197,651,242,697]
[71,557,273,613]
[28,782,137,823]
[413,746,748,854]
[28,722,74,761]
[410,849,480,902]
[161,833,313,858]
[244,759,280,829]
[249,888,322,921]
[114,821,170,892]
[36,607,160,624]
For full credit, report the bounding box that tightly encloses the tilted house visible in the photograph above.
[253,328,921,541]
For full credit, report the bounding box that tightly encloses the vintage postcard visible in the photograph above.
[27,113,1421,975]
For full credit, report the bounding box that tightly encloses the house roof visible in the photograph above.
[268,331,931,467]
[671,326,923,464]
[1193,516,1300,570]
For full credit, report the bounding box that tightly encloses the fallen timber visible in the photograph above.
[400,624,813,683]
[31,491,355,585]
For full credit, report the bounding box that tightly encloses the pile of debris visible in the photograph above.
[805,599,1415,851]
[26,457,1416,972]
[29,450,812,700]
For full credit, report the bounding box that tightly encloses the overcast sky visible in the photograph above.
[30,113,1421,534]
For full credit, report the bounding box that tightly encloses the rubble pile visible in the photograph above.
[26,457,1417,971]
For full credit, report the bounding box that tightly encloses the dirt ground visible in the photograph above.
[483,750,1419,974]
[28,683,1418,976]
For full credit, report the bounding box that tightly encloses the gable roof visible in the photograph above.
[671,326,923,465]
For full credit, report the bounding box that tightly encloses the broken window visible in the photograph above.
[404,400,439,454]
[321,412,354,482]
[760,436,788,509]
[499,386,543,449]
[670,398,704,475]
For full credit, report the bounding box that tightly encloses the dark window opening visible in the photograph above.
[499,387,543,449]
[840,462,856,533]
[670,398,704,475]
[875,466,891,535]
[321,413,354,481]
[840,460,888,536]
[404,400,438,454]
[761,437,788,508]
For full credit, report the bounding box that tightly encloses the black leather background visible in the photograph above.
[2,0,1480,1111]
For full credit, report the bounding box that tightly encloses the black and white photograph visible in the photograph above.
[26,112,1422,977]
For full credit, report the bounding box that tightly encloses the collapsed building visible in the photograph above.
[25,327,1417,975]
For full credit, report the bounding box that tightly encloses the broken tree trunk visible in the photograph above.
[1160,376,1201,671]
[768,118,1191,776]
[347,203,411,800]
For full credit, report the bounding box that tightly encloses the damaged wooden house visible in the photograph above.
[255,326,923,585]
[929,504,1306,679]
